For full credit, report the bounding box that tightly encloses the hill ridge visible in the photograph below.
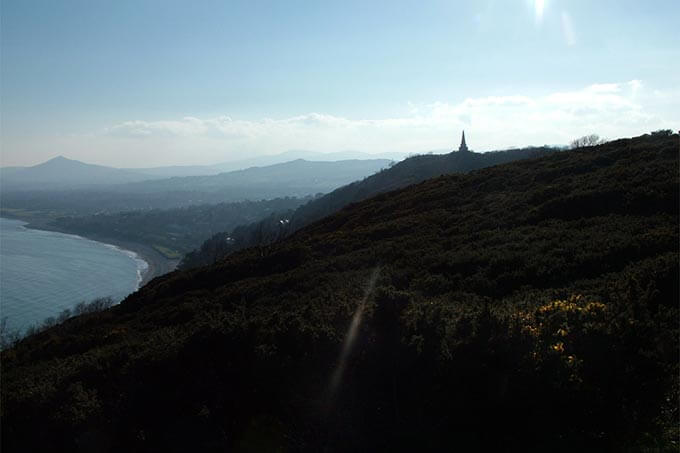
[180,144,558,269]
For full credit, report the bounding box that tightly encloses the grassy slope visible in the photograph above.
[2,134,678,452]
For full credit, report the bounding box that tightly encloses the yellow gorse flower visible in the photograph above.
[516,295,608,369]
[551,342,565,353]
[536,295,606,315]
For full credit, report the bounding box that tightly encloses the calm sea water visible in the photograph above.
[0,217,147,333]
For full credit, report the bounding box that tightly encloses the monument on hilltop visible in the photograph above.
[458,130,470,153]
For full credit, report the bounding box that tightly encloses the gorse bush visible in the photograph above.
[0,297,114,350]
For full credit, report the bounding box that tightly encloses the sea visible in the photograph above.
[0,217,147,334]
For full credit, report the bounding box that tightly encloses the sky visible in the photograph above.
[1,0,678,167]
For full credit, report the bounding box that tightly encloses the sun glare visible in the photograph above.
[535,0,545,23]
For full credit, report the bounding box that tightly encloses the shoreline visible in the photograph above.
[80,235,179,287]
[4,217,178,287]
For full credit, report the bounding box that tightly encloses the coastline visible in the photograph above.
[84,236,179,287]
[10,218,179,287]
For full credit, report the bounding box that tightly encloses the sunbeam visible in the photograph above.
[327,266,381,404]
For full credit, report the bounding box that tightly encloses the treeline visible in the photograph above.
[0,297,115,350]
[180,145,558,268]
[48,196,313,258]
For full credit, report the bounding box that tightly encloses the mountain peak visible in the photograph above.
[39,155,80,167]
[47,155,71,162]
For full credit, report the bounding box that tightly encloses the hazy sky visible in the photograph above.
[1,0,678,167]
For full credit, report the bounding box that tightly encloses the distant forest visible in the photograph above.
[48,197,314,258]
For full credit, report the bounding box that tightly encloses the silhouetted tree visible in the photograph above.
[571,134,604,148]
[650,129,673,137]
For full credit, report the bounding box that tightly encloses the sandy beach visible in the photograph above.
[89,237,179,287]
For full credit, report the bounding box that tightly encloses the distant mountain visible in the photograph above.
[3,133,676,451]
[0,158,392,216]
[0,156,155,190]
[126,150,409,177]
[121,164,223,178]
[112,159,392,198]
[0,166,26,178]
[1,151,403,190]
[181,145,557,268]
[209,149,409,173]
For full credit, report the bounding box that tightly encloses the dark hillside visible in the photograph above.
[181,146,556,268]
[290,145,552,230]
[2,133,678,452]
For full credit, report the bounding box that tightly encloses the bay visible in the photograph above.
[0,217,147,333]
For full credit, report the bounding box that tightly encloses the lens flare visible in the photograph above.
[327,267,381,401]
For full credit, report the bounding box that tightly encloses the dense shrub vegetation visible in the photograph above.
[1,133,677,452]
[0,298,115,350]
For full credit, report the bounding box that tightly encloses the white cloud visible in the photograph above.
[3,80,677,167]
[95,81,678,164]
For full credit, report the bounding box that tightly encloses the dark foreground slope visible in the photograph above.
[181,146,555,268]
[2,134,678,452]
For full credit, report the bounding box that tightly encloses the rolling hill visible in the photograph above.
[1,133,678,452]
[125,150,409,178]
[112,158,392,195]
[0,151,404,187]
[181,145,557,268]
[1,158,392,216]
[0,156,155,190]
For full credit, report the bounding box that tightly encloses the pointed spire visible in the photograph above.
[459,130,469,152]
